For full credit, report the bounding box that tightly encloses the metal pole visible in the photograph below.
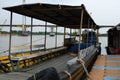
[87,18,90,47]
[9,11,13,60]
[70,28,72,44]
[70,28,72,38]
[96,28,99,43]
[63,27,66,46]
[22,0,26,34]
[91,22,93,45]
[55,25,57,48]
[44,22,47,50]
[75,29,76,40]
[78,9,84,59]
[94,25,97,44]
[85,18,90,56]
[30,18,33,54]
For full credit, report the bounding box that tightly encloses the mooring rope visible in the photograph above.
[76,9,93,80]
[33,74,36,80]
[64,70,72,80]
[77,54,92,80]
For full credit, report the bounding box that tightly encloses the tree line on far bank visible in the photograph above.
[0,30,107,36]
[0,30,69,35]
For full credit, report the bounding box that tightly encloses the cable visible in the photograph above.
[64,70,72,80]
[77,58,92,80]
[33,74,36,80]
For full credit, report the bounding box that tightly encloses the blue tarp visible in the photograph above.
[69,43,91,53]
[68,31,97,53]
[104,76,120,80]
[93,65,120,70]
[85,37,97,44]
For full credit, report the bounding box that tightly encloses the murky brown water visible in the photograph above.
[0,35,107,55]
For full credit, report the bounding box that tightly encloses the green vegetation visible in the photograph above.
[0,28,1,31]
[99,33,108,37]
[0,31,9,34]
[0,30,66,35]
[0,30,107,36]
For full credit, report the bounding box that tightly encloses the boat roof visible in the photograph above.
[108,26,120,32]
[3,3,98,29]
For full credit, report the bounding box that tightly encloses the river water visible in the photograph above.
[99,36,107,55]
[0,35,107,56]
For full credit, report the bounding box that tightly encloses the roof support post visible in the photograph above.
[9,11,13,60]
[70,28,72,38]
[55,25,58,48]
[30,18,33,54]
[78,9,84,59]
[74,29,77,40]
[91,22,93,45]
[87,18,90,47]
[44,22,47,50]
[96,27,99,43]
[118,32,120,48]
[70,28,72,44]
[63,27,66,46]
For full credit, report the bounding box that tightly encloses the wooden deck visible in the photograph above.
[0,53,75,80]
[87,55,120,80]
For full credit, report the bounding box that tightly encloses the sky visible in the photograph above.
[0,0,120,33]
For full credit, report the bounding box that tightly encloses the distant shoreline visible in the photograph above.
[98,34,107,37]
[0,31,66,35]
[0,31,108,37]
[0,33,9,36]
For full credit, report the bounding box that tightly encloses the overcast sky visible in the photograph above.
[0,0,120,33]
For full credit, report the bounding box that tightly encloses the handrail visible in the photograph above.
[11,47,67,60]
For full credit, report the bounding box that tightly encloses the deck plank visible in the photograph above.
[0,53,75,80]
[87,55,120,80]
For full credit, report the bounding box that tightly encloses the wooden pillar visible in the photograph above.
[78,9,84,59]
[30,18,33,54]
[9,11,13,60]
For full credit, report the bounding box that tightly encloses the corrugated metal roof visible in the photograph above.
[3,3,98,29]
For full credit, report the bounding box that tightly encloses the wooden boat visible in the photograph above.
[49,32,55,36]
[86,25,120,80]
[49,27,55,36]
[0,3,101,80]
[106,25,120,55]
[20,31,29,36]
